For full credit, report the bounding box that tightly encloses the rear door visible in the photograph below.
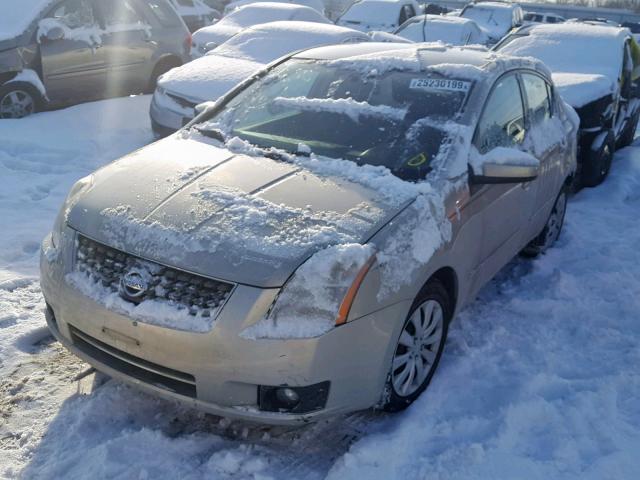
[470,72,539,289]
[520,72,562,231]
[39,0,104,104]
[94,0,156,96]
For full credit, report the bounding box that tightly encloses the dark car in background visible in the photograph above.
[496,22,640,187]
[0,0,191,119]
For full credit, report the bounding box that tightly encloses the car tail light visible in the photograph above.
[184,32,192,54]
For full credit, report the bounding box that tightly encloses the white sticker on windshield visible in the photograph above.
[410,78,471,92]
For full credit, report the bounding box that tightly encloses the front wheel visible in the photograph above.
[521,188,567,257]
[581,132,614,188]
[381,280,451,412]
[0,82,43,119]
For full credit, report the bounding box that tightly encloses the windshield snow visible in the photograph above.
[198,60,471,181]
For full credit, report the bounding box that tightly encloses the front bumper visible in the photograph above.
[149,90,196,138]
[40,232,408,425]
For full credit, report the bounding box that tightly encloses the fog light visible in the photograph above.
[275,387,300,408]
[258,381,330,414]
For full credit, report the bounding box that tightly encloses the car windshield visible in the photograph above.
[198,59,471,181]
[462,6,511,27]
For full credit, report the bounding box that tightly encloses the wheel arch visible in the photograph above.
[422,266,458,317]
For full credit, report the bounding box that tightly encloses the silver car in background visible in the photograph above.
[0,0,191,118]
[41,43,577,424]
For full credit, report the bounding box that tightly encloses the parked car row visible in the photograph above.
[6,0,632,426]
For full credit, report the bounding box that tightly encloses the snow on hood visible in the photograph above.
[192,2,327,47]
[158,53,261,103]
[0,0,53,43]
[66,135,406,288]
[499,23,627,107]
[552,72,615,109]
[213,21,368,63]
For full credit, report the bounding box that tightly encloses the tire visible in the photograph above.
[581,132,614,188]
[0,81,43,119]
[146,57,182,93]
[521,187,567,257]
[381,279,451,412]
[617,109,639,149]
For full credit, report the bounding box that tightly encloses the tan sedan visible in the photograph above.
[41,43,578,424]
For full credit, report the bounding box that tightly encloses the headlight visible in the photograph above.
[51,174,94,248]
[256,244,376,338]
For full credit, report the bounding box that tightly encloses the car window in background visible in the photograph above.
[522,74,552,125]
[49,0,96,28]
[399,5,415,25]
[146,0,178,26]
[475,74,525,153]
[99,0,143,25]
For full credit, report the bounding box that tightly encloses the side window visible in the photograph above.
[522,73,552,125]
[399,5,414,25]
[48,0,96,29]
[474,75,526,154]
[99,0,143,26]
[146,0,178,26]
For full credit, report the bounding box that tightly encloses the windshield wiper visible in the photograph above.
[194,127,226,143]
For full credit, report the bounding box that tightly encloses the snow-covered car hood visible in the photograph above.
[551,72,615,109]
[159,53,262,103]
[66,136,404,288]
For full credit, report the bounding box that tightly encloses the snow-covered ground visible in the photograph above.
[1,96,640,479]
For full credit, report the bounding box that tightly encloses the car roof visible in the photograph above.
[511,21,629,42]
[291,43,551,85]
[466,1,518,10]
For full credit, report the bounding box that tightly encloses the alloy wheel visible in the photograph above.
[0,90,35,119]
[542,191,566,250]
[391,299,444,397]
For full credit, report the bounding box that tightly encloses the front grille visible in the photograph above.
[167,91,198,110]
[75,234,234,319]
[69,325,197,398]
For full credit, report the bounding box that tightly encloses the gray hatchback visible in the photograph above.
[0,0,191,118]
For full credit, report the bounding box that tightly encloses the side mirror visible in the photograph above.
[470,161,538,184]
[44,26,65,42]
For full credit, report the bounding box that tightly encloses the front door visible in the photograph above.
[94,0,156,97]
[39,0,105,105]
[471,73,539,290]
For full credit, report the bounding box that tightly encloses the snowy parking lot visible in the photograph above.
[1,95,640,479]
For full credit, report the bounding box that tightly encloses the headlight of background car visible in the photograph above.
[50,174,94,249]
[265,244,376,336]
